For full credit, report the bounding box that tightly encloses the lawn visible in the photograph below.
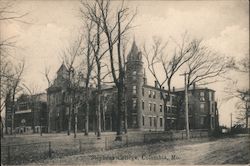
[34,135,250,165]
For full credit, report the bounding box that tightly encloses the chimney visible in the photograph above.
[193,82,196,90]
[143,68,147,85]
[143,77,147,85]
[173,86,175,92]
[154,81,158,88]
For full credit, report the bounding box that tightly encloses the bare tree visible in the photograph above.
[61,36,84,136]
[143,34,195,130]
[42,65,52,133]
[0,0,28,22]
[21,83,43,135]
[0,0,28,138]
[92,0,136,140]
[0,57,14,137]
[9,60,25,135]
[81,22,95,136]
[224,55,249,128]
[0,59,25,136]
[184,40,232,88]
[80,0,135,139]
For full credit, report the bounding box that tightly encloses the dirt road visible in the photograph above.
[37,135,250,165]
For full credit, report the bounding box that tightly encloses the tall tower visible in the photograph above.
[125,40,144,130]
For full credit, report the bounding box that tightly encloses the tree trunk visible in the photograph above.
[115,84,123,140]
[103,105,105,132]
[47,95,51,133]
[85,98,89,136]
[1,116,3,138]
[74,112,77,138]
[96,63,101,139]
[97,93,101,138]
[124,87,127,134]
[67,96,72,135]
[11,88,16,135]
[167,81,173,130]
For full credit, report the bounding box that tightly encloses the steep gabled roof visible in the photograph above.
[57,63,68,74]
[127,40,142,61]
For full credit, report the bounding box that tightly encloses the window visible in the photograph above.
[200,91,205,101]
[142,116,145,126]
[166,95,170,102]
[132,71,137,80]
[166,106,170,113]
[160,104,163,112]
[133,99,137,109]
[209,92,212,101]
[211,117,215,128]
[19,102,28,110]
[154,117,157,127]
[160,92,163,100]
[153,91,156,98]
[149,90,152,98]
[133,86,137,94]
[149,117,152,126]
[160,118,163,127]
[142,88,144,96]
[142,101,144,110]
[149,103,152,111]
[132,116,137,125]
[153,103,156,112]
[200,103,205,112]
[200,117,204,125]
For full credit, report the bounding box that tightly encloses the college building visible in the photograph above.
[125,41,219,132]
[5,93,47,134]
[5,41,219,134]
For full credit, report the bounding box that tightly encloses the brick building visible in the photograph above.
[47,64,89,132]
[124,41,218,132]
[174,87,219,131]
[5,93,47,134]
[125,42,176,131]
[47,63,118,133]
[46,40,219,133]
[6,40,218,134]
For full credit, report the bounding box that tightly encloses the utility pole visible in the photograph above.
[230,113,232,130]
[180,72,190,139]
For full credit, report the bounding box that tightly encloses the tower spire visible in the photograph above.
[127,38,142,61]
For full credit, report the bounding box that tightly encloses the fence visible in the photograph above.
[1,130,209,165]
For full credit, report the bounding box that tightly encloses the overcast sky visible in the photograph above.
[2,0,249,127]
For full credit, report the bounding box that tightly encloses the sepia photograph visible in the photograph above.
[0,0,249,165]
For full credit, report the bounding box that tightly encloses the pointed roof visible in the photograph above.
[57,63,68,74]
[127,39,142,61]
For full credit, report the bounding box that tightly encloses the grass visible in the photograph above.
[1,130,210,165]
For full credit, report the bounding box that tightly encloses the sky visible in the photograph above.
[1,0,249,127]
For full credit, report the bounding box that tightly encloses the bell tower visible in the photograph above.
[125,40,144,130]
